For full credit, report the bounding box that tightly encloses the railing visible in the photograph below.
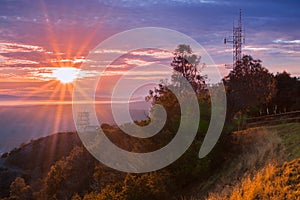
[245,110,300,128]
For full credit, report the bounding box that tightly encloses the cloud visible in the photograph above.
[93,49,128,54]
[29,67,101,81]
[273,39,300,44]
[0,55,39,65]
[97,0,223,7]
[124,58,155,66]
[50,57,87,64]
[1,0,299,79]
[99,69,171,78]
[130,49,172,59]
[0,42,46,53]
[242,44,300,58]
[244,46,270,51]
[0,42,46,66]
[171,0,218,4]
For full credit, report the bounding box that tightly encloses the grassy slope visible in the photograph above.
[271,123,300,160]
[184,123,300,200]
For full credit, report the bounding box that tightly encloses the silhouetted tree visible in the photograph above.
[224,55,276,118]
[146,44,207,133]
[273,71,300,112]
[146,44,206,102]
[143,46,215,192]
[171,44,206,93]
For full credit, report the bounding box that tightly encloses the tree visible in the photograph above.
[224,55,276,118]
[146,44,206,103]
[9,177,32,200]
[273,71,300,112]
[119,173,168,200]
[170,44,206,93]
[92,164,125,192]
[43,146,96,200]
[146,44,207,133]
[143,45,217,194]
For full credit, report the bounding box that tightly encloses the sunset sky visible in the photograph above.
[1,0,300,104]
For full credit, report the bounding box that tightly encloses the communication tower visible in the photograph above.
[224,9,245,68]
[77,111,90,130]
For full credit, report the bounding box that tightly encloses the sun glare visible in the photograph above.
[52,67,79,84]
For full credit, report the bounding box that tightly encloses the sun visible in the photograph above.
[52,67,79,84]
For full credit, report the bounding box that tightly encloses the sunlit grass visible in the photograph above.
[227,158,300,200]
[185,123,300,200]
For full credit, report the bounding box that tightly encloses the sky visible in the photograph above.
[0,0,300,104]
[0,0,300,152]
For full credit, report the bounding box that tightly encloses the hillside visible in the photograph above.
[184,123,300,199]
[0,132,83,198]
[0,123,299,199]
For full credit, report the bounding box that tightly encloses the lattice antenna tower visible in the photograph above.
[77,110,90,130]
[224,9,245,68]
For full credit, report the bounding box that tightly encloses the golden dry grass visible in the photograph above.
[207,158,300,200]
[186,123,300,200]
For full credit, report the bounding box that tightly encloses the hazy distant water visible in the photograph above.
[0,102,149,153]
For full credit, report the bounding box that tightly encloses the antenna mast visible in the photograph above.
[224,9,245,68]
[77,110,90,130]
